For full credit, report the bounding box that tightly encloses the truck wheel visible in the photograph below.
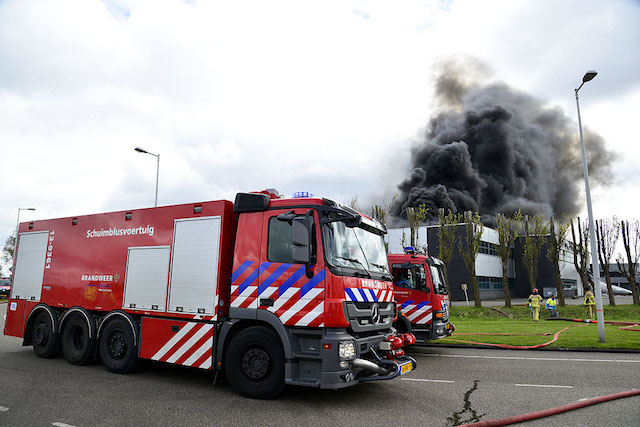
[61,313,95,365]
[224,326,285,399]
[99,316,138,374]
[32,310,59,359]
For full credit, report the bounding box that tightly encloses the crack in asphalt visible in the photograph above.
[447,380,485,426]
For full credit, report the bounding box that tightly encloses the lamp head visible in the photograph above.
[582,70,598,83]
[134,147,148,154]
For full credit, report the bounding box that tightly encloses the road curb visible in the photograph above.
[418,343,640,354]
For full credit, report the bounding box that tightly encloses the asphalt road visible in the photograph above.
[1,302,639,427]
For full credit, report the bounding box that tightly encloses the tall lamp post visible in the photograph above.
[134,147,160,207]
[575,70,605,343]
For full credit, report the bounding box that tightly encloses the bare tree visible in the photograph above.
[496,210,522,307]
[437,209,461,289]
[348,196,360,211]
[596,218,620,306]
[522,215,549,292]
[406,204,428,249]
[571,218,591,292]
[617,219,640,305]
[1,229,16,275]
[547,217,570,306]
[371,195,397,252]
[459,211,484,307]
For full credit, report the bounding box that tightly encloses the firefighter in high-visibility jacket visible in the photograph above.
[584,286,596,320]
[528,288,543,322]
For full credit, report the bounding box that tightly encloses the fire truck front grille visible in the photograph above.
[343,301,394,333]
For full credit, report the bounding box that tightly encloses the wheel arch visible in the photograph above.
[59,306,97,339]
[97,310,140,345]
[218,308,293,368]
[23,304,59,346]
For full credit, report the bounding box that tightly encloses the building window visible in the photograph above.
[477,276,514,290]
[479,241,499,256]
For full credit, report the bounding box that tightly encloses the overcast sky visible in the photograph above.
[1,0,639,274]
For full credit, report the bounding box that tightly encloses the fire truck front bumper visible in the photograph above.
[294,329,417,390]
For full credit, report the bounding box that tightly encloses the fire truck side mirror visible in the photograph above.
[292,216,312,265]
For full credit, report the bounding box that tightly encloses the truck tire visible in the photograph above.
[61,313,95,365]
[32,310,59,359]
[224,326,285,399]
[99,316,138,374]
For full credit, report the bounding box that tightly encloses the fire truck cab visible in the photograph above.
[4,191,416,398]
[389,249,452,343]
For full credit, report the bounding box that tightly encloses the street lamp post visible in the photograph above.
[575,70,605,343]
[134,147,160,207]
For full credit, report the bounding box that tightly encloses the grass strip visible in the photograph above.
[439,305,640,350]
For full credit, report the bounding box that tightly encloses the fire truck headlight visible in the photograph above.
[339,341,356,360]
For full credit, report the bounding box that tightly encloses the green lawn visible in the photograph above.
[436,305,640,350]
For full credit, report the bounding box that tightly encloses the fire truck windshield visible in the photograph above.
[322,213,390,278]
[392,264,427,290]
[429,265,448,294]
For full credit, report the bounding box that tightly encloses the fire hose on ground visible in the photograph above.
[441,318,640,350]
[460,388,640,427]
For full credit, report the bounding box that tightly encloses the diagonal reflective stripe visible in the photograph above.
[279,266,306,296]
[184,336,214,366]
[414,313,433,324]
[167,324,213,363]
[231,260,254,283]
[401,300,415,309]
[279,290,323,324]
[402,304,417,314]
[259,263,292,295]
[199,357,213,369]
[238,262,271,295]
[368,289,378,302]
[152,322,197,360]
[300,270,325,297]
[408,307,431,321]
[358,288,369,302]
[296,301,324,326]
[345,288,358,301]
[415,301,431,310]
[267,287,299,312]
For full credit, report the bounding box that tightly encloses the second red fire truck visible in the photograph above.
[4,191,416,399]
[389,248,453,343]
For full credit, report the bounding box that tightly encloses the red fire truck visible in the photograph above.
[4,191,416,398]
[389,249,453,343]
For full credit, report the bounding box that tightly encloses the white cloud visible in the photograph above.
[1,0,639,274]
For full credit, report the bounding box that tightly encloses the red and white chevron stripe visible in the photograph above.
[151,322,214,369]
[262,287,324,327]
[401,304,432,325]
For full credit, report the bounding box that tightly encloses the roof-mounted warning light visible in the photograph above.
[404,246,416,254]
[252,189,280,199]
[292,191,314,198]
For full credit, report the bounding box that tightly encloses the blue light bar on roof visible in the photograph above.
[404,246,417,254]
[292,191,314,198]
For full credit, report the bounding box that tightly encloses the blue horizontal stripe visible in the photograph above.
[238,262,271,295]
[259,263,292,295]
[231,260,253,283]
[300,270,325,298]
[279,266,306,296]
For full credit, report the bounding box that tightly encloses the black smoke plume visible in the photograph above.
[393,59,614,224]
